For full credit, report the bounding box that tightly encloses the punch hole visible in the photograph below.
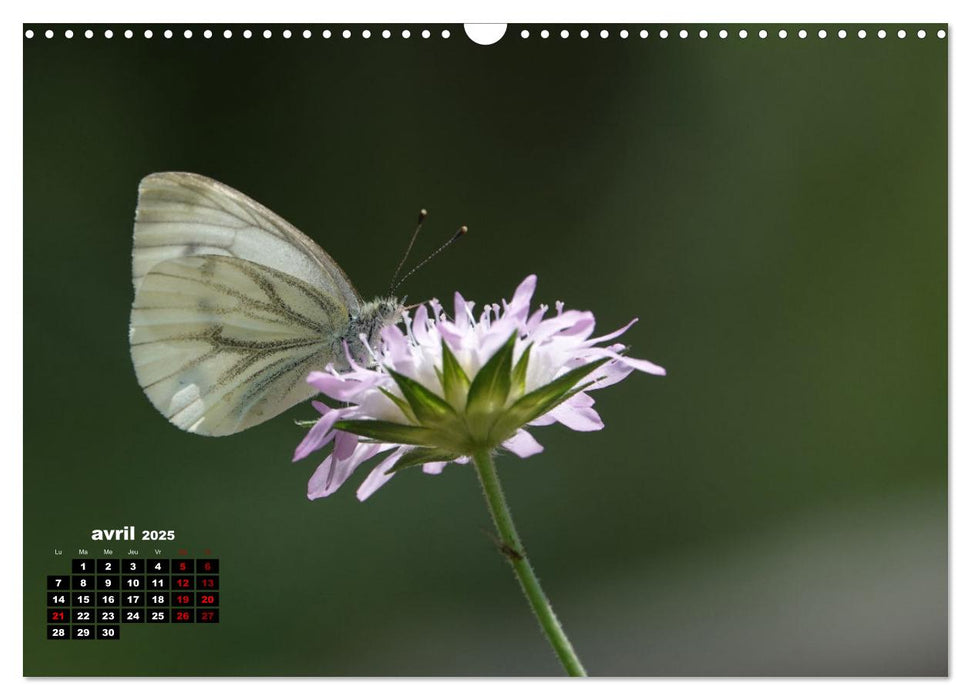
[641,29,649,39]
[937,29,945,38]
[778,29,788,39]
[620,29,629,39]
[561,29,569,39]
[382,30,391,39]
[184,29,192,39]
[818,29,827,39]
[581,29,589,39]
[283,29,292,39]
[758,29,767,39]
[105,29,113,38]
[838,29,847,39]
[124,29,133,39]
[660,29,669,39]
[917,29,926,39]
[699,29,708,39]
[898,29,906,39]
[463,24,506,45]
[600,29,609,39]
[679,29,687,39]
[84,29,93,39]
[878,29,886,39]
[45,29,53,38]
[363,29,372,39]
[243,29,252,39]
[738,29,747,39]
[798,29,807,39]
[541,29,550,39]
[422,29,431,39]
[164,29,173,39]
[25,29,33,39]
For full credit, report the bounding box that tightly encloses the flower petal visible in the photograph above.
[422,461,447,475]
[503,429,544,458]
[308,442,384,499]
[549,402,604,432]
[292,405,342,461]
[356,449,404,501]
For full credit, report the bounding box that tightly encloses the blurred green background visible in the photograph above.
[23,24,947,676]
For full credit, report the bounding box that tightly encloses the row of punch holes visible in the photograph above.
[24,26,948,41]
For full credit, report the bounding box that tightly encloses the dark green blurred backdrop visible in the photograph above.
[24,24,947,676]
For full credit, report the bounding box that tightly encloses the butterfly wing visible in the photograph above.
[130,255,352,436]
[132,172,361,310]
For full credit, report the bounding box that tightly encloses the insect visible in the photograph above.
[129,172,459,437]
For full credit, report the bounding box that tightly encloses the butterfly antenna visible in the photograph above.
[391,225,468,295]
[390,209,428,294]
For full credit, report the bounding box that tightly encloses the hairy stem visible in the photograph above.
[472,449,587,677]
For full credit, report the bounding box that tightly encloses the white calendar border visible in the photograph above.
[5,0,962,698]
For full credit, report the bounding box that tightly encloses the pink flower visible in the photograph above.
[294,275,665,501]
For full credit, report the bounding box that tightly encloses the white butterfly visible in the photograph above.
[129,172,402,436]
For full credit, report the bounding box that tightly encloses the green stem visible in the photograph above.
[471,449,588,677]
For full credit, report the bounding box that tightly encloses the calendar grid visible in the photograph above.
[47,558,219,639]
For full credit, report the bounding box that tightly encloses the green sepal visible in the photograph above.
[384,447,460,475]
[386,368,457,425]
[379,388,416,423]
[334,419,440,446]
[465,330,517,418]
[491,358,609,439]
[510,342,533,396]
[440,339,471,407]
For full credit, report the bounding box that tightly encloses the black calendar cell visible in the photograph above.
[71,559,95,574]
[172,559,194,574]
[195,609,219,624]
[147,609,168,623]
[122,559,145,574]
[146,558,169,573]
[197,559,219,574]
[98,609,120,623]
[72,608,94,624]
[173,592,193,607]
[96,625,120,640]
[147,592,169,607]
[73,592,94,607]
[147,576,169,590]
[196,575,218,590]
[98,592,118,606]
[47,608,68,623]
[72,575,94,590]
[47,575,70,590]
[47,592,68,606]
[122,576,144,591]
[172,576,194,590]
[196,592,219,607]
[96,559,119,574]
[71,625,94,640]
[97,575,120,590]
[172,609,194,623]
[123,592,144,606]
[47,625,69,640]
[123,608,145,623]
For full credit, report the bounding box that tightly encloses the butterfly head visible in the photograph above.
[346,297,405,364]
